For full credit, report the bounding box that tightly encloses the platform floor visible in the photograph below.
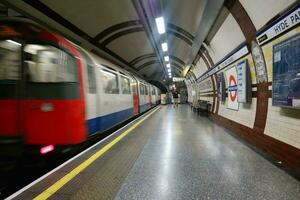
[10,105,300,200]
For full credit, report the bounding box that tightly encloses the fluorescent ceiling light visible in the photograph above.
[167,69,171,72]
[168,73,171,76]
[164,56,169,62]
[166,63,170,68]
[6,40,21,46]
[161,42,168,52]
[155,17,165,34]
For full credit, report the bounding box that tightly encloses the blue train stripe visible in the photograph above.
[139,103,151,113]
[87,107,134,135]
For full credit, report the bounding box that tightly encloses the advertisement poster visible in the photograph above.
[226,66,239,110]
[217,73,226,102]
[273,33,300,108]
[237,60,252,103]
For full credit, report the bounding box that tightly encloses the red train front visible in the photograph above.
[0,19,87,155]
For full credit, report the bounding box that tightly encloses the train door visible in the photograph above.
[0,39,23,142]
[131,77,139,114]
[147,85,151,106]
[77,48,98,135]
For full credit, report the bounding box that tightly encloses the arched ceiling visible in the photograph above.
[1,0,224,83]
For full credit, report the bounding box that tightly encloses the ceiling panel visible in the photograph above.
[168,35,190,65]
[41,0,139,37]
[162,0,207,37]
[106,31,154,62]
[140,64,161,77]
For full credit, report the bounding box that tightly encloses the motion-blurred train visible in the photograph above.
[0,19,161,155]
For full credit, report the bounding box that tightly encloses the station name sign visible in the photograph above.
[173,77,185,82]
[197,45,248,83]
[257,4,300,45]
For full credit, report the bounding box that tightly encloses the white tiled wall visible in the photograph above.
[265,99,300,148]
[193,58,208,79]
[262,27,300,149]
[240,0,296,30]
[207,13,245,64]
[188,3,300,150]
[218,98,257,128]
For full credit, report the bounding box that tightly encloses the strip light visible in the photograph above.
[164,56,169,62]
[161,42,168,52]
[155,17,165,34]
[166,63,170,68]
[167,68,171,72]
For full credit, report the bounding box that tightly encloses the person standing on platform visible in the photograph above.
[172,91,179,108]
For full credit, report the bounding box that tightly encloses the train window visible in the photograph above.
[0,40,21,99]
[152,87,156,95]
[87,64,96,93]
[145,85,148,95]
[23,44,79,99]
[101,69,119,94]
[121,76,131,94]
[24,44,77,83]
[139,84,144,95]
[0,40,21,81]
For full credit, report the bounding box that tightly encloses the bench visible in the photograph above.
[197,100,211,116]
[190,100,211,116]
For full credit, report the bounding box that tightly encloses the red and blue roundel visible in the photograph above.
[228,75,237,102]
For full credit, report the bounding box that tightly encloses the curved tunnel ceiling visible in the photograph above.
[2,0,224,85]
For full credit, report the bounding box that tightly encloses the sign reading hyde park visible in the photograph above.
[257,5,300,45]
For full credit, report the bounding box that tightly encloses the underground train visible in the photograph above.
[0,19,161,155]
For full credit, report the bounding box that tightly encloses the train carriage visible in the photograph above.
[0,19,160,155]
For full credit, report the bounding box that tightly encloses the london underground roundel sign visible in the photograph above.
[228,75,237,102]
[226,66,239,110]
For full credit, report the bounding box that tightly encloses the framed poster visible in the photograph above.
[217,73,226,102]
[273,33,300,109]
[237,60,252,103]
[226,65,239,110]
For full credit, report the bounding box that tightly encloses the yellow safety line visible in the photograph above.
[33,106,160,200]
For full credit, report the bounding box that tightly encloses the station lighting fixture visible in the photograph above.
[167,68,171,72]
[164,56,169,62]
[166,63,170,68]
[155,17,165,34]
[161,42,168,52]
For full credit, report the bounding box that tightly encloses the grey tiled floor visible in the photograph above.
[115,105,300,200]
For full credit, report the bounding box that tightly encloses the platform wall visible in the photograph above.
[187,0,300,170]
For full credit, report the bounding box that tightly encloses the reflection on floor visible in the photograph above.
[116,105,300,200]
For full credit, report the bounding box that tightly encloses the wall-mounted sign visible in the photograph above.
[173,77,185,82]
[197,45,249,82]
[217,73,226,102]
[252,41,268,83]
[226,66,239,110]
[273,33,300,109]
[237,60,252,103]
[182,66,191,77]
[256,4,300,45]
